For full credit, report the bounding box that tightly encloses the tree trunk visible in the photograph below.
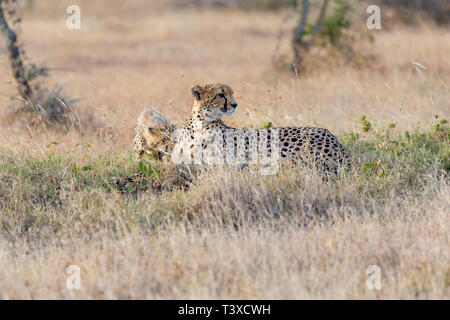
[291,0,329,71]
[291,0,309,70]
[0,0,33,101]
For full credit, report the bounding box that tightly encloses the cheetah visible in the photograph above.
[116,84,349,192]
[133,106,175,160]
[172,83,350,175]
[110,107,175,192]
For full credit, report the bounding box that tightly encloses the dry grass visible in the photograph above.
[0,158,448,299]
[0,1,448,299]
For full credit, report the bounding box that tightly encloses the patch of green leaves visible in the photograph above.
[262,121,273,129]
[360,115,372,133]
[363,160,386,178]
[342,116,449,202]
[321,0,352,44]
[138,161,161,179]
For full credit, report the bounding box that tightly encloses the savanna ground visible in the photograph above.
[0,0,448,299]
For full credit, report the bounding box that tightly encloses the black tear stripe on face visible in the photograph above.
[222,95,228,112]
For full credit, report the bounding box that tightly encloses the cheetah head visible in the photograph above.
[191,83,238,122]
[135,106,176,159]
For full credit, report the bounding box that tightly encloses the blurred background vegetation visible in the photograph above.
[174,0,449,25]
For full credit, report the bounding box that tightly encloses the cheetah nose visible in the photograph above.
[231,102,238,108]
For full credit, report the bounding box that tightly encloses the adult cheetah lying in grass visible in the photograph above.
[130,84,349,178]
[171,83,350,175]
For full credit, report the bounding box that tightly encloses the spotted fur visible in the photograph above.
[182,83,350,175]
[132,106,175,160]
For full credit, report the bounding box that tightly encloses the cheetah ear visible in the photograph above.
[148,124,168,133]
[191,85,204,101]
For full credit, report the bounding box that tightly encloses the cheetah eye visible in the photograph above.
[218,93,225,99]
